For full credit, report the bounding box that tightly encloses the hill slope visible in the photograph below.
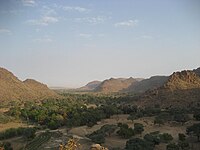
[0,67,58,101]
[135,69,200,108]
[23,79,58,99]
[194,67,200,76]
[163,70,200,90]
[77,81,101,91]
[94,77,138,93]
[124,76,168,93]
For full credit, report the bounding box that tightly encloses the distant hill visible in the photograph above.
[0,67,58,101]
[78,81,101,91]
[194,67,200,76]
[135,69,200,108]
[94,77,138,93]
[124,76,168,93]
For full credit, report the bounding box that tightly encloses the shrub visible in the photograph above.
[178,133,186,141]
[133,123,144,135]
[125,138,154,150]
[186,123,200,142]
[166,143,179,150]
[159,133,173,143]
[117,123,134,138]
[144,132,160,145]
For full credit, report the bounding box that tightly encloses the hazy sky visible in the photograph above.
[0,0,200,87]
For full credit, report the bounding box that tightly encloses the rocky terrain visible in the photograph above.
[135,69,200,108]
[0,67,58,101]
[124,76,168,93]
[78,81,102,91]
[94,77,138,93]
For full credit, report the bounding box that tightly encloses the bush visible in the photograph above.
[144,132,160,145]
[89,133,105,144]
[194,111,200,121]
[166,143,179,150]
[0,127,36,140]
[0,142,13,150]
[178,141,190,150]
[117,123,134,139]
[173,114,189,125]
[87,124,117,144]
[159,133,173,143]
[154,116,165,126]
[133,123,144,135]
[125,138,154,150]
[178,133,186,141]
[186,123,200,142]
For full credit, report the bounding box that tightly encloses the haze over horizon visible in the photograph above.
[0,0,200,88]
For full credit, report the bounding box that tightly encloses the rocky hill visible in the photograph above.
[124,76,168,93]
[77,81,101,91]
[194,67,200,76]
[94,77,138,93]
[135,69,200,108]
[163,70,200,90]
[23,79,58,99]
[0,67,58,101]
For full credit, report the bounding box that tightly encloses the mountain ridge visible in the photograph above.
[0,67,59,101]
[94,77,138,93]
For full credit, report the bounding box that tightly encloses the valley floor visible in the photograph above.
[1,114,200,150]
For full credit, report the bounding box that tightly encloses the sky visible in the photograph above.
[0,0,200,88]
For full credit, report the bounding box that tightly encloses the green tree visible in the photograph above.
[117,123,134,138]
[166,143,179,150]
[2,142,13,150]
[178,141,190,150]
[144,132,160,146]
[173,114,189,125]
[186,123,200,142]
[90,133,105,144]
[23,128,36,139]
[194,111,200,121]
[154,117,164,126]
[178,133,186,141]
[125,138,154,150]
[127,113,137,122]
[159,133,173,143]
[133,123,144,135]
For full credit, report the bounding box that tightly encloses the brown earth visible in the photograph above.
[94,77,138,93]
[0,67,59,101]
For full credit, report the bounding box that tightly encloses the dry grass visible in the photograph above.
[0,122,29,132]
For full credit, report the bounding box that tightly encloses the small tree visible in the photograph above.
[154,117,164,126]
[166,143,179,150]
[186,123,200,142]
[178,133,186,141]
[173,114,189,125]
[194,112,200,121]
[133,123,144,135]
[159,133,173,143]
[178,141,190,150]
[127,114,137,122]
[125,138,154,150]
[90,133,105,144]
[117,123,134,138]
[144,132,160,146]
